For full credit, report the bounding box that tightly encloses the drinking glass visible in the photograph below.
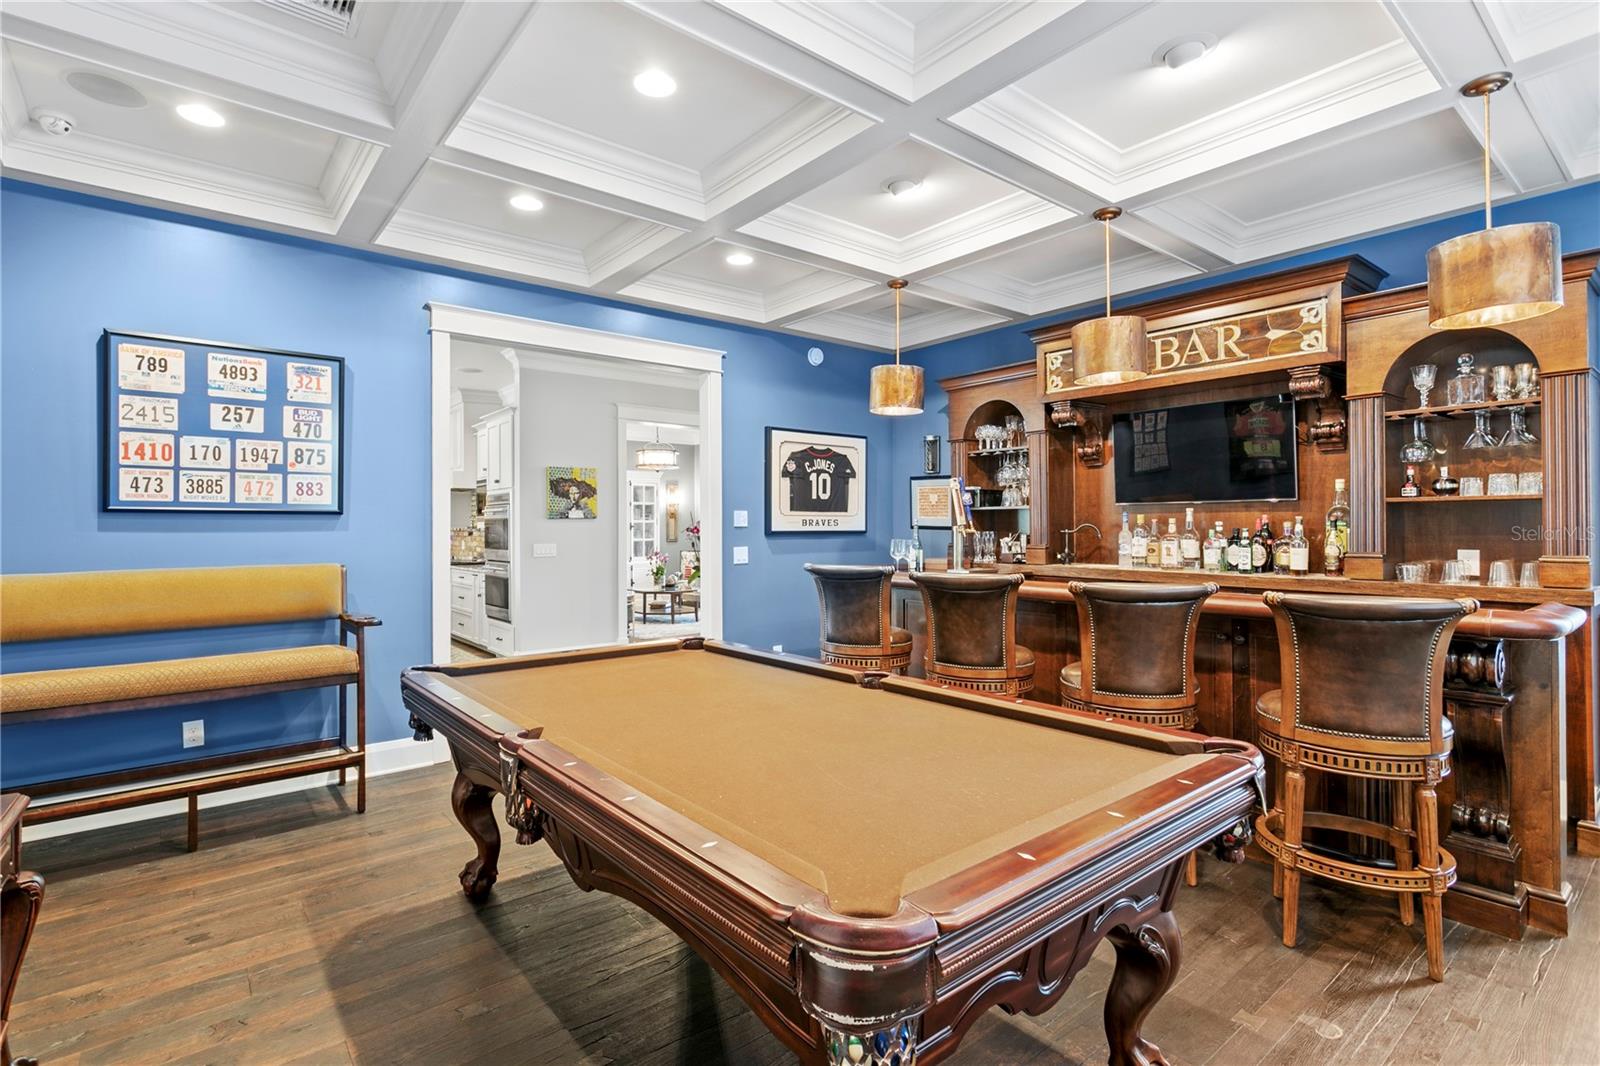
[1519,562,1540,588]
[1396,562,1430,583]
[1441,560,1468,584]
[1498,407,1537,447]
[1459,476,1484,496]
[1488,473,1520,496]
[1487,560,1514,587]
[1518,471,1543,495]
[1463,410,1497,449]
[1514,362,1539,399]
[1411,363,1437,409]
[1399,418,1438,463]
[1492,365,1514,402]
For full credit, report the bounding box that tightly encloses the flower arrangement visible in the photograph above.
[649,551,669,586]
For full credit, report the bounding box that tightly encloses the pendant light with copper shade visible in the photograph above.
[868,279,925,416]
[1427,73,1562,330]
[1073,208,1149,385]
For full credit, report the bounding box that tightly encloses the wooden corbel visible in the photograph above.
[1048,400,1106,467]
[1288,367,1346,452]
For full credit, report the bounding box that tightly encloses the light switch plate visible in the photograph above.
[733,545,749,564]
[533,543,557,557]
[1456,548,1480,578]
[733,510,748,528]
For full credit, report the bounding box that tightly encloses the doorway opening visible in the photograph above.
[620,411,702,642]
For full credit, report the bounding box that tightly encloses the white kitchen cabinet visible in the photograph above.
[474,426,489,483]
[449,567,485,647]
[484,618,515,656]
[476,409,514,492]
[453,392,499,489]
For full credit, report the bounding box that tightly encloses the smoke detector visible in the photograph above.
[31,109,76,136]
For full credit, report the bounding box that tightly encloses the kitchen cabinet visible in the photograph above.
[477,409,514,492]
[450,567,484,647]
[484,618,515,656]
[452,391,499,489]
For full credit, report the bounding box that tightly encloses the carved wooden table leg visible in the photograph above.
[450,771,500,902]
[1104,908,1181,1066]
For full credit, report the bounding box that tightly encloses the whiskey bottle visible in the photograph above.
[1160,518,1181,570]
[1289,516,1310,575]
[1272,523,1293,575]
[1146,518,1162,568]
[1180,507,1201,570]
[1324,478,1350,576]
[1117,510,1133,568]
[1250,515,1273,573]
[1129,513,1149,568]
[1203,522,1226,572]
[1401,465,1421,497]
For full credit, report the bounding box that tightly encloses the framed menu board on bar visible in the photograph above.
[100,330,345,513]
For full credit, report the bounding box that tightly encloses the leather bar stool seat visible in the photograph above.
[1254,592,1476,983]
[1057,580,1217,732]
[804,564,913,674]
[908,571,1034,697]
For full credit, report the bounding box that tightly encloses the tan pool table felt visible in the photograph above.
[437,650,1213,917]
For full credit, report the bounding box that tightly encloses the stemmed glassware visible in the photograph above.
[1411,363,1437,409]
[1463,409,1497,450]
[1514,362,1539,399]
[1499,407,1537,447]
[889,538,912,571]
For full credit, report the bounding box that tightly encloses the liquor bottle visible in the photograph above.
[1225,527,1245,572]
[1250,515,1274,574]
[1323,478,1350,576]
[1203,522,1226,572]
[1160,518,1181,569]
[1401,465,1421,497]
[1272,522,1293,575]
[1180,507,1201,570]
[1117,510,1133,568]
[1129,513,1149,568]
[1289,516,1310,575]
[1146,519,1162,568]
[911,527,925,571]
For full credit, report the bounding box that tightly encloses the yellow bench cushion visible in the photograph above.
[0,645,358,714]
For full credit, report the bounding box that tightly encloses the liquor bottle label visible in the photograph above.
[1291,546,1310,571]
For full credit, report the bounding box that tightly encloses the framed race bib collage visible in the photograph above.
[100,330,345,513]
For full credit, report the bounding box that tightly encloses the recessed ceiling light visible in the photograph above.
[633,68,677,98]
[65,70,146,109]
[883,178,922,198]
[508,192,545,212]
[725,251,754,267]
[175,102,225,128]
[1153,34,1218,71]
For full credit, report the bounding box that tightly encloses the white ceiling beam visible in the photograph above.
[335,2,535,243]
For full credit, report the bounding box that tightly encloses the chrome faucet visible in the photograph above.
[1058,523,1102,564]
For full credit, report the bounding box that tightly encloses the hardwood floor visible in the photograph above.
[11,763,1598,1065]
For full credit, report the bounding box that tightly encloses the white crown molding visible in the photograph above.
[318,137,386,228]
[713,0,917,101]
[701,97,873,217]
[764,270,877,323]
[955,39,1440,203]
[930,248,1199,319]
[1478,0,1600,63]
[585,218,689,286]
[378,209,593,287]
[909,1,1080,102]
[1518,57,1600,180]
[449,97,707,219]
[1,1,397,133]
[620,271,769,323]
[428,302,725,375]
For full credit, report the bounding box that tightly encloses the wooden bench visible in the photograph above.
[0,564,378,848]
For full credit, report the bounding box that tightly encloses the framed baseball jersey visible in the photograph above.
[765,427,867,534]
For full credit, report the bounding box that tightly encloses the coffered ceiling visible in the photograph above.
[2,1,1594,352]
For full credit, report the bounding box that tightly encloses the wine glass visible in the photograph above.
[1499,407,1537,447]
[1492,365,1514,402]
[1399,417,1437,463]
[1463,409,1497,449]
[1411,363,1437,409]
[1514,362,1539,399]
[889,538,910,571]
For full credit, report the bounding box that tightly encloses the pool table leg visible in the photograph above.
[450,771,501,903]
[1104,908,1180,1066]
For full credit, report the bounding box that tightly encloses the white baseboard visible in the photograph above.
[20,735,451,844]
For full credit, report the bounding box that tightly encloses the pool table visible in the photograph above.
[401,639,1262,1066]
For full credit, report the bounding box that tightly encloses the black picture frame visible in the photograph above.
[100,329,347,513]
[764,426,868,534]
[909,475,953,530]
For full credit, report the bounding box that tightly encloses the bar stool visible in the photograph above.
[1060,579,1217,885]
[908,572,1033,697]
[804,564,912,673]
[1255,592,1476,982]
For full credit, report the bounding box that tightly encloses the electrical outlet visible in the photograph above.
[733,545,749,564]
[772,644,783,654]
[182,720,205,749]
[733,509,748,528]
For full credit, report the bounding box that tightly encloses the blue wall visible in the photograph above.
[0,179,900,785]
[892,181,1600,549]
[3,176,1596,785]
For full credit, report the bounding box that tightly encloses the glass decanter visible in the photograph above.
[1398,417,1438,464]
[1446,353,1484,407]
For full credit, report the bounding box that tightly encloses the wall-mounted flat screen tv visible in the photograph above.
[1111,394,1298,505]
